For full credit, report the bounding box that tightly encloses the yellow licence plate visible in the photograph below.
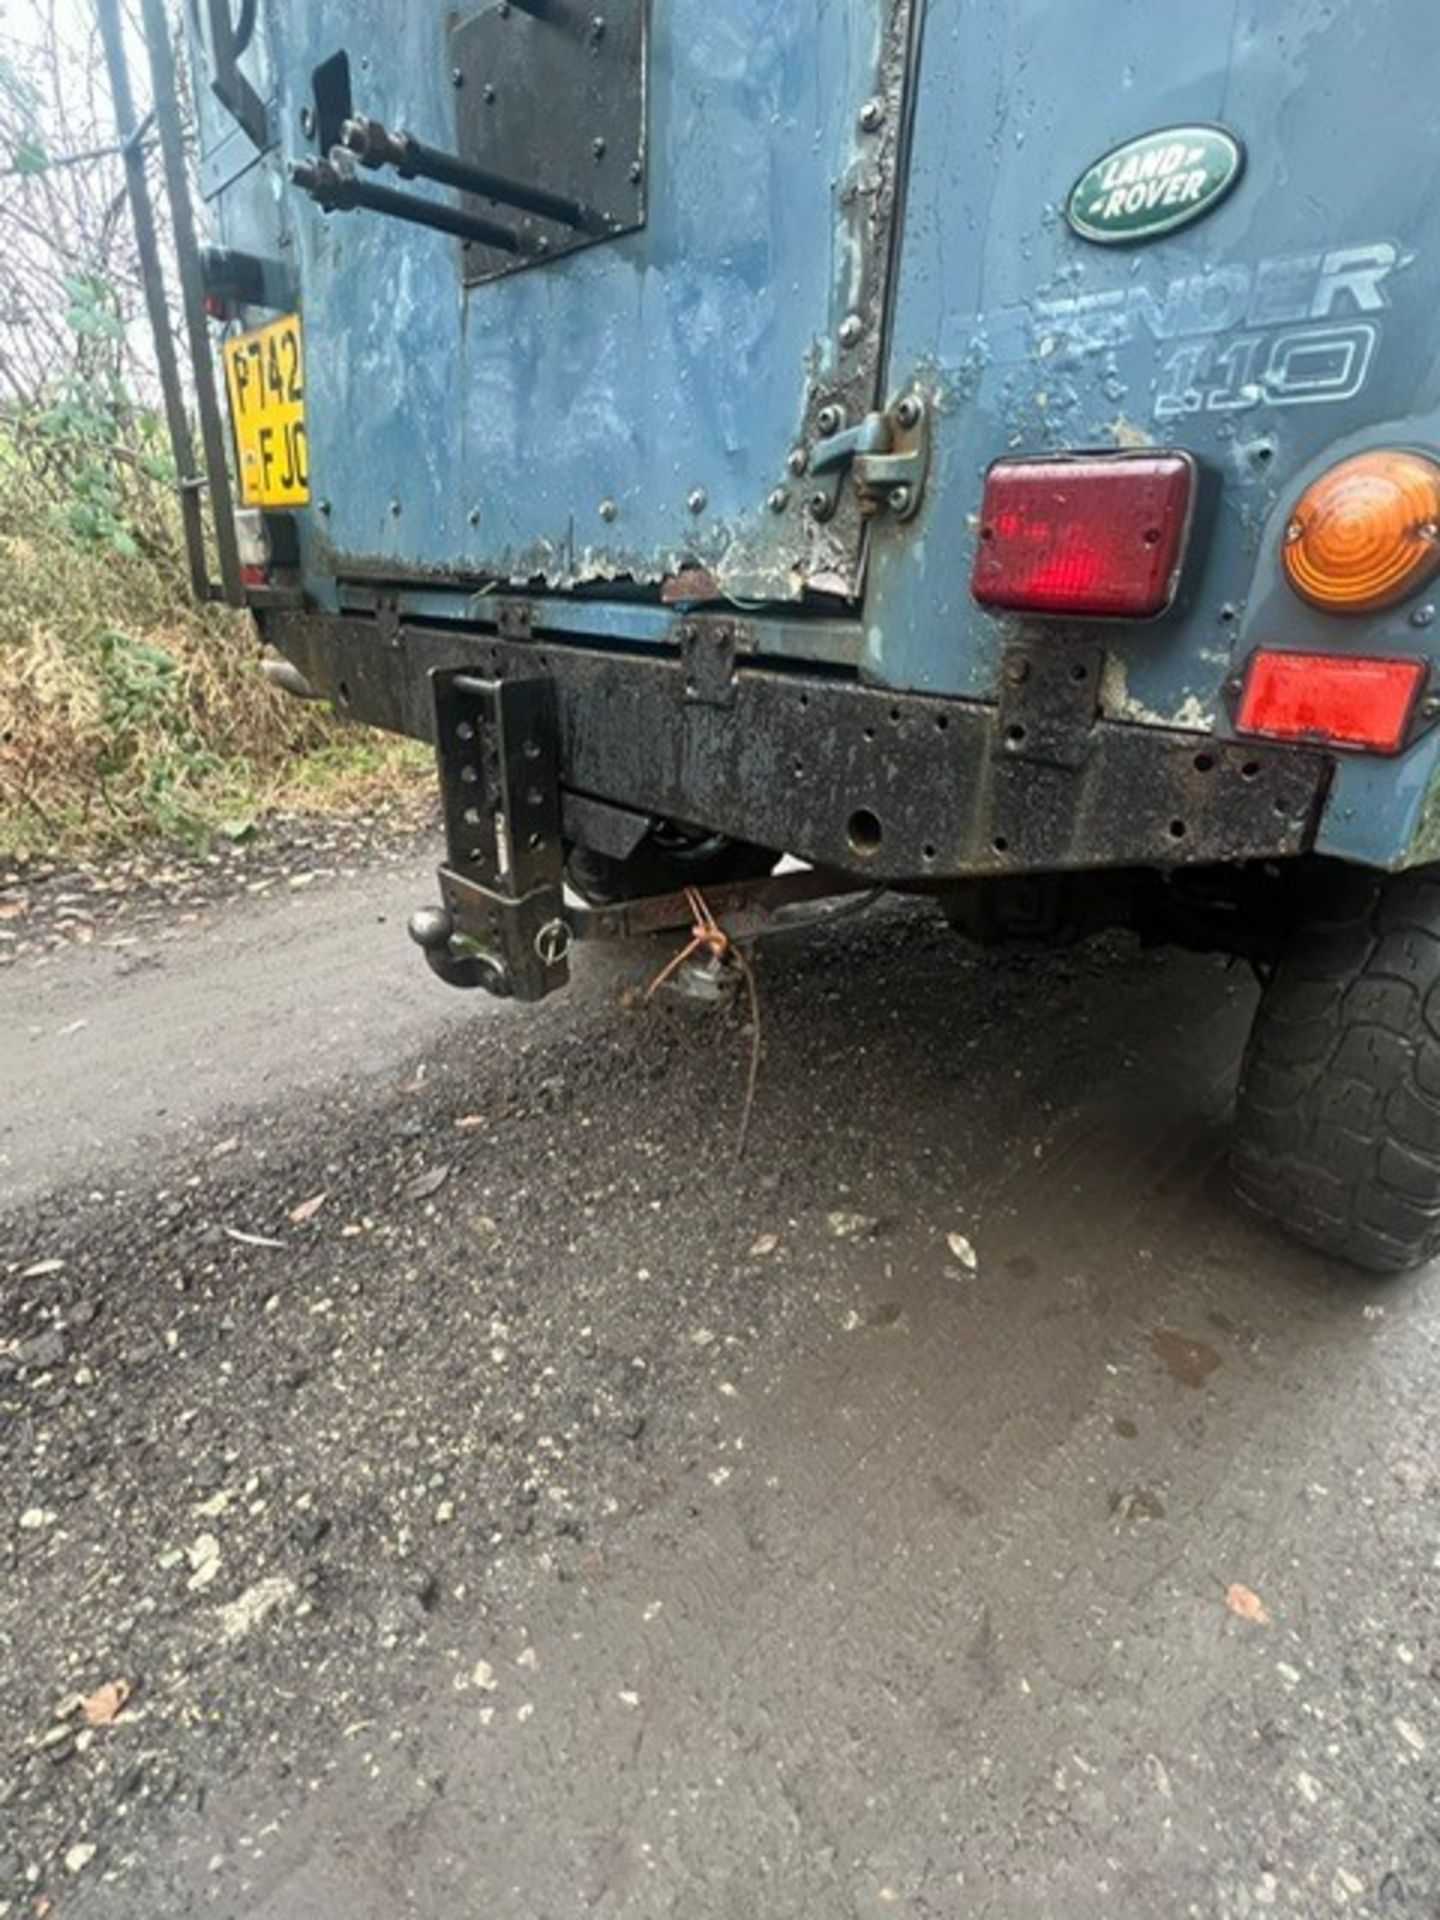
[223,313,309,507]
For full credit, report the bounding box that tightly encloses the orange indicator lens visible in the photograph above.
[1282,450,1440,614]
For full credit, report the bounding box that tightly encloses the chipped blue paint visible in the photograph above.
[196,0,1440,871]
[198,0,892,600]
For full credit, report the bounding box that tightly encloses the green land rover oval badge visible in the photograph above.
[1066,125,1244,245]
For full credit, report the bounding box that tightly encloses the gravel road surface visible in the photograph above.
[2,841,1437,1919]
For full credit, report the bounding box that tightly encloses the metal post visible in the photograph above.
[95,0,209,603]
[136,0,245,606]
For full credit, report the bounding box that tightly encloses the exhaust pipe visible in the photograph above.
[261,653,322,701]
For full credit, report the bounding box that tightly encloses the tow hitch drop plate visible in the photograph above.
[411,671,571,1000]
[410,667,881,1001]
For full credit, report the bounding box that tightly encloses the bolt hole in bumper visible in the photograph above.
[266,609,1329,991]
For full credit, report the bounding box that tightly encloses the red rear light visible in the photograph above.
[972,451,1196,619]
[1236,650,1426,754]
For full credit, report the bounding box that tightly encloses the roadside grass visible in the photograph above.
[0,461,427,864]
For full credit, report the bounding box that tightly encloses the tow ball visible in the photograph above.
[405,901,561,995]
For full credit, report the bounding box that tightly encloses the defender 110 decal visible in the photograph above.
[1066,126,1245,245]
[964,240,1405,422]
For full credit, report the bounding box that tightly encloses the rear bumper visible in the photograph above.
[267,609,1329,881]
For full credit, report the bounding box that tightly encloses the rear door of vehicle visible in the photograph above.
[193,0,919,605]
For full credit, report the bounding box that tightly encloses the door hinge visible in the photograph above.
[807,391,930,523]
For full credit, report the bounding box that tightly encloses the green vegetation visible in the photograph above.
[0,35,424,865]
[0,436,425,863]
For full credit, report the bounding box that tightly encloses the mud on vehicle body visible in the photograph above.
[105,0,1440,1270]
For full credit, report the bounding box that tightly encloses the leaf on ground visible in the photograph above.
[22,1258,66,1278]
[80,1679,131,1727]
[748,1233,779,1258]
[222,1227,285,1249]
[947,1231,978,1271]
[827,1211,880,1240]
[404,1164,450,1202]
[1226,1582,1270,1625]
[215,1575,297,1644]
[1152,1329,1223,1390]
[186,1533,222,1592]
[288,1191,329,1225]
[0,896,28,921]
[453,1114,486,1130]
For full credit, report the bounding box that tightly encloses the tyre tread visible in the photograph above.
[1233,861,1440,1273]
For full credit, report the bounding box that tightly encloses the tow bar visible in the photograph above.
[407,670,873,998]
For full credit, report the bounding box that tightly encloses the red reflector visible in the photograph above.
[1236,650,1426,754]
[240,563,269,589]
[972,452,1195,618]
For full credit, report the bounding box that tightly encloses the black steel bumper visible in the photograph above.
[266,609,1329,886]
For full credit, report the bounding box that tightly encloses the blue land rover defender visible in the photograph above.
[105,0,1440,1272]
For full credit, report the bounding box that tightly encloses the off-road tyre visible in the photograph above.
[1233,861,1440,1273]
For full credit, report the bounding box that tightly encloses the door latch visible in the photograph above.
[808,391,930,522]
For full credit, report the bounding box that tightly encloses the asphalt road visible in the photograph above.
[2,846,1437,1920]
